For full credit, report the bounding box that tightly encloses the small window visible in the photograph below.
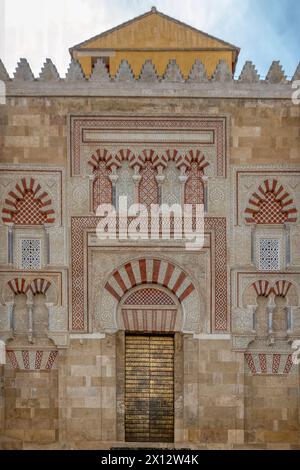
[21,239,41,270]
[258,238,280,271]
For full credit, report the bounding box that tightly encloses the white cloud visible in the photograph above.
[0,0,298,77]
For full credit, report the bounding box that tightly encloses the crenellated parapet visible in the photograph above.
[0,58,299,98]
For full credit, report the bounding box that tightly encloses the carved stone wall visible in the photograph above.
[0,73,300,448]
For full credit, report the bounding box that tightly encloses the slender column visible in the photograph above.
[88,174,95,211]
[285,223,291,267]
[109,171,119,208]
[202,176,208,213]
[251,225,256,265]
[179,166,188,209]
[44,223,51,266]
[132,166,142,203]
[27,301,33,343]
[9,303,14,332]
[7,223,14,265]
[155,166,165,205]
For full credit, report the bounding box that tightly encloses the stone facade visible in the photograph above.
[0,9,300,450]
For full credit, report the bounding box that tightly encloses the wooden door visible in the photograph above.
[125,334,174,442]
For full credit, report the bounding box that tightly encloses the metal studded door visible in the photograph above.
[125,334,174,442]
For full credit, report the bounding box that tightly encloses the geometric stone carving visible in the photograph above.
[238,61,260,83]
[258,238,280,271]
[101,258,199,333]
[65,59,85,81]
[212,60,232,82]
[0,59,10,81]
[115,60,134,82]
[138,161,159,208]
[184,151,209,205]
[244,279,297,305]
[39,58,60,81]
[70,116,227,177]
[21,239,41,270]
[292,62,300,81]
[71,217,228,332]
[139,60,159,82]
[184,149,210,171]
[120,308,178,332]
[29,278,51,295]
[124,288,175,305]
[244,352,294,375]
[6,349,58,370]
[13,58,35,81]
[115,149,138,169]
[7,278,30,295]
[266,61,286,84]
[2,177,55,225]
[105,258,195,303]
[245,179,298,224]
[252,280,271,297]
[188,59,208,83]
[89,58,111,82]
[163,60,184,83]
[273,280,292,297]
[88,148,112,172]
[92,162,112,212]
[184,162,204,205]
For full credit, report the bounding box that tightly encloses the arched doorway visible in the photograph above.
[117,285,182,443]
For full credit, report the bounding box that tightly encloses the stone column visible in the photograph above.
[7,223,14,265]
[202,175,208,213]
[109,170,119,208]
[27,300,34,343]
[251,225,256,265]
[44,223,51,266]
[285,223,291,267]
[155,166,165,205]
[179,167,188,208]
[132,166,142,203]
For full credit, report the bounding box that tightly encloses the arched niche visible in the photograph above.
[96,257,203,334]
[117,285,183,333]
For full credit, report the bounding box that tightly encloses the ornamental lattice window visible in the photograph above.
[138,161,159,209]
[245,179,297,224]
[184,162,204,205]
[88,150,113,212]
[21,239,41,270]
[2,178,55,225]
[258,239,280,271]
[124,288,176,306]
[184,150,209,206]
[92,162,112,212]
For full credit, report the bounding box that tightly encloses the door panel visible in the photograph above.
[125,334,174,442]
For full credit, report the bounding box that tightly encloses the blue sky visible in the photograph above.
[0,0,299,78]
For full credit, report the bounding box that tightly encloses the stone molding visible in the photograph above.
[1,58,299,98]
